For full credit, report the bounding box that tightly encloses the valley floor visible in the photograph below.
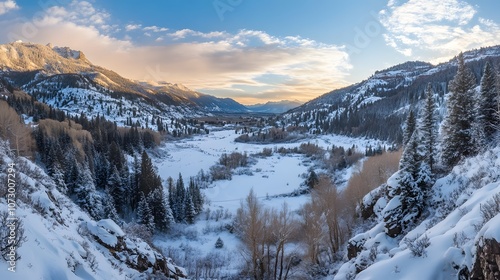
[152,127,383,277]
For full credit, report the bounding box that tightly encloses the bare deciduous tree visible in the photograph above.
[0,101,33,157]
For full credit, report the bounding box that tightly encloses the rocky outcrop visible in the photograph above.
[85,219,187,279]
[471,238,500,280]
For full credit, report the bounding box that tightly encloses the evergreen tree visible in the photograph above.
[175,173,186,222]
[190,179,203,214]
[419,83,438,172]
[403,110,416,147]
[131,154,141,210]
[136,193,155,233]
[215,237,224,249]
[442,52,477,169]
[185,193,196,224]
[476,61,498,147]
[148,189,174,232]
[75,164,103,220]
[108,141,125,170]
[94,152,109,189]
[385,132,424,237]
[306,170,319,188]
[167,177,176,220]
[102,190,120,223]
[107,165,125,215]
[139,150,157,196]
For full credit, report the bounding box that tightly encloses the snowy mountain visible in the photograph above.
[247,100,303,114]
[283,46,500,142]
[0,42,248,121]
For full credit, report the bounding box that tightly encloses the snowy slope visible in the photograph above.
[336,147,500,280]
[0,141,186,280]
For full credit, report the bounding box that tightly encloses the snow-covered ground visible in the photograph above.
[336,147,500,280]
[156,128,382,212]
[153,128,383,277]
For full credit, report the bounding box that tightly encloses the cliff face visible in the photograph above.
[471,238,500,280]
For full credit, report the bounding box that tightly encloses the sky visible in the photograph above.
[1,0,500,104]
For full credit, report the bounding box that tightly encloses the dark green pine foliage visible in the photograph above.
[385,131,424,237]
[175,173,186,222]
[476,61,499,147]
[185,194,196,224]
[167,177,176,220]
[108,141,125,170]
[94,152,109,189]
[442,52,477,169]
[419,83,438,172]
[189,178,204,214]
[147,189,174,232]
[139,150,159,196]
[215,237,224,249]
[107,165,125,214]
[131,154,141,210]
[402,110,416,147]
[306,170,319,189]
[137,193,155,233]
[75,164,103,220]
[102,190,120,224]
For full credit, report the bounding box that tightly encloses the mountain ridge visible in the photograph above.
[0,42,249,115]
[282,45,500,142]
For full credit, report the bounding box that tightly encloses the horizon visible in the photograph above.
[1,0,500,104]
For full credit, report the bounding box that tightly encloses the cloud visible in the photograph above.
[0,0,18,15]
[125,24,141,31]
[0,1,352,104]
[143,25,169,33]
[379,0,500,62]
[167,29,228,40]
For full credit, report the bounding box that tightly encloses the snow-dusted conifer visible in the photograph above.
[442,52,477,168]
[476,61,498,147]
[185,193,196,224]
[102,190,120,223]
[148,189,173,232]
[75,164,103,220]
[136,193,155,233]
[403,110,416,147]
[175,173,186,222]
[419,83,438,172]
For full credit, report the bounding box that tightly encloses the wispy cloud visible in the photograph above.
[0,0,18,15]
[380,0,500,62]
[1,0,352,103]
[125,24,141,31]
[143,26,169,33]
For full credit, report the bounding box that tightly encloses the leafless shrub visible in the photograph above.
[0,211,26,261]
[404,234,430,257]
[480,193,500,222]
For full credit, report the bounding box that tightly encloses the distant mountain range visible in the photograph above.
[246,100,303,114]
[0,42,250,117]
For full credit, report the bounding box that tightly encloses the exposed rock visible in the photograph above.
[471,238,500,280]
[85,219,187,279]
[347,234,366,260]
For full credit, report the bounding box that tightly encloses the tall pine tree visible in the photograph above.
[419,83,438,172]
[476,61,498,147]
[442,52,477,169]
[403,110,416,147]
[148,189,174,232]
[136,193,155,233]
[107,165,125,215]
[139,150,157,196]
[175,173,186,222]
